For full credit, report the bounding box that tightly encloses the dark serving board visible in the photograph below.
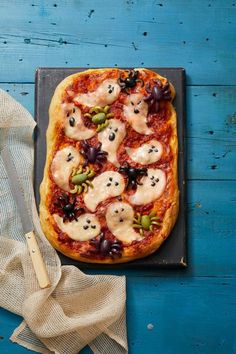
[34,67,187,269]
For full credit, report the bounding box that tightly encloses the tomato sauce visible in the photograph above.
[48,69,177,257]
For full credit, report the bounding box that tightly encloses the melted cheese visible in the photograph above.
[51,146,80,192]
[123,93,153,135]
[126,140,163,165]
[64,107,95,140]
[129,168,166,205]
[54,213,101,241]
[106,202,142,243]
[84,171,125,212]
[98,119,126,167]
[74,79,121,107]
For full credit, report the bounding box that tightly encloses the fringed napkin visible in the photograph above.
[0,89,128,354]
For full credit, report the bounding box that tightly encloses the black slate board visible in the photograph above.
[34,67,187,269]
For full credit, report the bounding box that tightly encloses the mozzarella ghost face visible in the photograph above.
[106,202,142,243]
[54,213,101,241]
[64,107,95,140]
[84,171,125,212]
[51,146,80,192]
[126,140,163,165]
[129,168,166,205]
[74,79,121,107]
[123,93,153,135]
[98,119,126,167]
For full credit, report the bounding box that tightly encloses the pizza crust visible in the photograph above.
[39,68,179,264]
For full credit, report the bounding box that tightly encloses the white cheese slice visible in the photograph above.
[126,139,163,165]
[64,107,95,140]
[51,146,80,192]
[123,93,153,135]
[53,213,101,241]
[129,168,166,205]
[84,171,125,212]
[106,202,142,243]
[74,79,121,107]
[98,119,126,167]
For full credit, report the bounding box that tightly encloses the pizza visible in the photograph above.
[39,68,179,264]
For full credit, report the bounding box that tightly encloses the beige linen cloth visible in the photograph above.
[0,89,128,354]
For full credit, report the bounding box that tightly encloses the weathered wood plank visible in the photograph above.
[1,83,235,180]
[1,277,235,354]
[0,0,235,84]
[187,86,236,180]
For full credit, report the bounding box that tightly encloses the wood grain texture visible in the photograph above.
[1,277,235,354]
[0,0,235,84]
[0,0,235,353]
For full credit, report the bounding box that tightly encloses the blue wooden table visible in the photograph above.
[0,1,235,353]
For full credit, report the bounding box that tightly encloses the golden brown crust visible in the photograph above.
[39,68,179,263]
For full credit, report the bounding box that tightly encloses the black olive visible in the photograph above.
[134,109,140,114]
[111,244,121,250]
[83,225,89,230]
[88,149,97,163]
[66,153,74,162]
[69,117,75,127]
[63,204,74,212]
[128,168,139,178]
[91,225,96,229]
[151,182,156,187]
[109,132,116,141]
[100,239,112,255]
[126,77,136,87]
[110,248,120,254]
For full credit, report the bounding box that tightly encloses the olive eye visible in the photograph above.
[138,100,142,105]
[73,108,76,113]
[66,112,70,117]
[114,128,118,132]
[131,101,134,106]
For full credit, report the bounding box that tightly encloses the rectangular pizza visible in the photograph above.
[39,68,179,263]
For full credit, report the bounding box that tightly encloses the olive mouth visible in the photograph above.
[109,132,116,141]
